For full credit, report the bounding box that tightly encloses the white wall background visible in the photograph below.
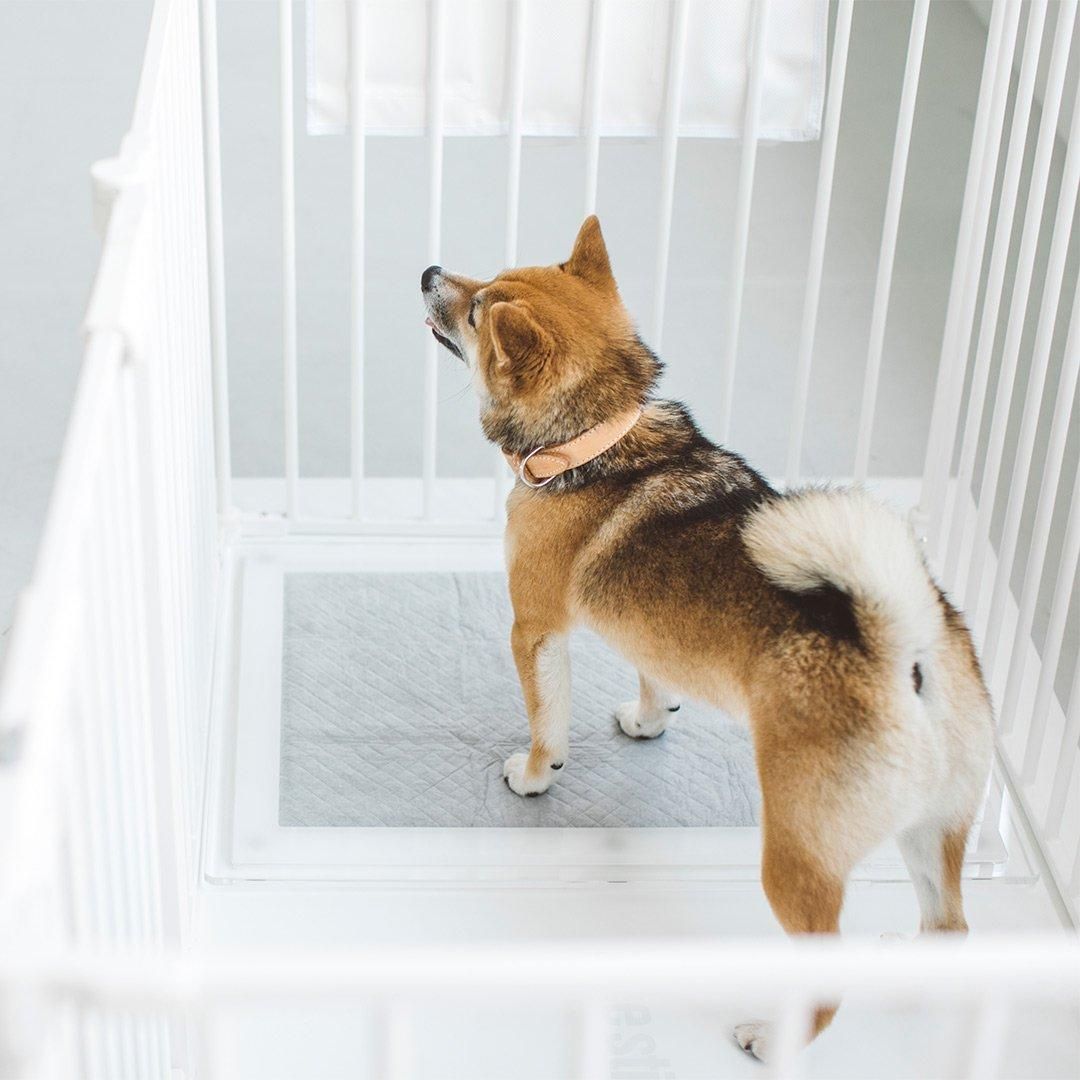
[0,0,152,657]
[1,0,1077,696]
[217,0,986,483]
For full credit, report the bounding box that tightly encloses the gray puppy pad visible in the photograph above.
[279,572,760,828]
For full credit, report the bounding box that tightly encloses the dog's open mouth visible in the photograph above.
[425,316,464,361]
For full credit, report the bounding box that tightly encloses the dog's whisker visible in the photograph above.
[438,382,472,405]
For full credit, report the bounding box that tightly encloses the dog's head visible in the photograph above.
[420,216,659,450]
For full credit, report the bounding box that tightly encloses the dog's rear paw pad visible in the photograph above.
[734,1021,771,1062]
[615,700,670,739]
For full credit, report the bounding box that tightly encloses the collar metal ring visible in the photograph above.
[518,445,558,488]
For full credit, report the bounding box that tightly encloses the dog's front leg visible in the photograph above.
[503,624,570,796]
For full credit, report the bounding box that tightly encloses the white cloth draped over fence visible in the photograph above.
[306,0,827,139]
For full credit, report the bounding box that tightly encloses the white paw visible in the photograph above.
[615,699,675,739]
[734,1020,771,1062]
[502,751,556,797]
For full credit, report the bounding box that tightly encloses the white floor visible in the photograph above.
[193,853,1074,1078]
[188,483,1078,1079]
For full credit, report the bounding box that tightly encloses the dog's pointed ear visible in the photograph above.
[565,215,615,291]
[488,301,551,373]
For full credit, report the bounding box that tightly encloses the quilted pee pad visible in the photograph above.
[279,572,760,828]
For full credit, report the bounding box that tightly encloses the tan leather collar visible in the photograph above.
[503,405,643,488]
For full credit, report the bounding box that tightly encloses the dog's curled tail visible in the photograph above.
[742,487,943,668]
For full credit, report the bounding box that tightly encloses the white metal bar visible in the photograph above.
[121,368,167,931]
[153,91,202,857]
[102,406,152,954]
[767,997,810,1079]
[574,1001,609,1080]
[719,0,769,444]
[374,1003,412,1080]
[135,202,192,897]
[162,59,207,810]
[99,415,152,1080]
[914,0,1010,550]
[84,530,133,1079]
[1045,658,1080,839]
[943,0,1028,582]
[942,0,1050,585]
[194,1006,222,1080]
[6,939,1080,1003]
[998,276,1080,736]
[852,0,929,482]
[1018,455,1080,780]
[785,0,853,487]
[422,0,445,521]
[650,0,689,349]
[134,251,197,922]
[349,0,366,519]
[62,683,96,944]
[961,5,1075,608]
[955,0,1077,608]
[237,510,502,538]
[279,0,300,519]
[84,450,128,954]
[180,0,221,741]
[101,409,149,952]
[198,0,232,516]
[87,1006,114,1080]
[967,64,1080,624]
[503,2,525,269]
[582,0,607,217]
[75,559,115,1080]
[80,1003,105,1080]
[117,371,170,1080]
[964,993,1008,1080]
[493,0,527,518]
[930,0,1023,566]
[176,0,219,751]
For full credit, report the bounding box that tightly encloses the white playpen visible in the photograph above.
[1,0,1080,1077]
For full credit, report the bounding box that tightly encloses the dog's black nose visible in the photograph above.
[421,265,442,291]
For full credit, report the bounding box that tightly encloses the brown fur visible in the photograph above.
[421,217,994,1055]
[933,827,971,934]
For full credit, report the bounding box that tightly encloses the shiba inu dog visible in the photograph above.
[420,217,992,1058]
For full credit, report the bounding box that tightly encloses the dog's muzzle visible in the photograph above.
[421,267,465,361]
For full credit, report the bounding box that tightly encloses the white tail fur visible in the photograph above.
[742,488,943,664]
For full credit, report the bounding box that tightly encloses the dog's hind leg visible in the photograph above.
[615,672,681,739]
[504,625,571,796]
[897,818,971,934]
[734,831,848,1061]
